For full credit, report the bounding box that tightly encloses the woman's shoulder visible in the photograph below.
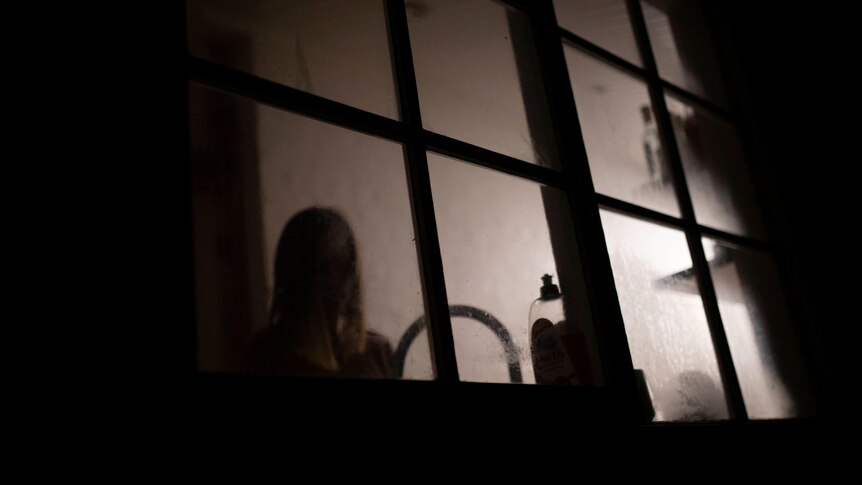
[364,330,394,353]
[338,329,395,379]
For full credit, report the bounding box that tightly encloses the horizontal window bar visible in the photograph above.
[596,193,683,228]
[188,56,411,144]
[191,56,570,191]
[597,193,771,252]
[559,27,645,81]
[662,81,735,122]
[698,225,771,252]
[559,27,735,123]
[191,57,757,252]
[423,131,567,189]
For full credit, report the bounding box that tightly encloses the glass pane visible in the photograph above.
[429,154,603,385]
[553,0,641,66]
[600,209,729,421]
[189,84,432,380]
[703,239,814,418]
[407,0,559,168]
[642,0,727,107]
[666,95,766,239]
[187,0,398,119]
[565,47,679,216]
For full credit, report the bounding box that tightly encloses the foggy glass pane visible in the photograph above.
[565,47,680,216]
[189,84,432,380]
[600,210,729,421]
[428,153,603,385]
[666,96,765,239]
[187,0,398,119]
[642,0,727,107]
[553,0,641,66]
[703,239,813,418]
[407,0,559,168]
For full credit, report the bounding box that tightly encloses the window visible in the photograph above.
[184,0,815,423]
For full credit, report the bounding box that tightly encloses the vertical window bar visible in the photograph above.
[625,0,748,420]
[526,0,639,416]
[384,0,459,382]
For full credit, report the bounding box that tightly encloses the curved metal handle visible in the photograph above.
[393,305,523,383]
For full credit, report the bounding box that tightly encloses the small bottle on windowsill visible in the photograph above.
[529,274,594,385]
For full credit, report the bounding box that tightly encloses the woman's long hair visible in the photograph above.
[269,207,366,371]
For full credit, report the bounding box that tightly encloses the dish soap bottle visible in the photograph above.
[529,274,594,385]
[529,274,573,385]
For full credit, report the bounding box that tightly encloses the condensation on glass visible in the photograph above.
[600,209,729,421]
[565,47,679,216]
[641,0,727,107]
[703,239,814,418]
[666,95,766,239]
[188,84,432,380]
[186,0,399,119]
[553,0,641,66]
[428,153,603,385]
[406,0,560,168]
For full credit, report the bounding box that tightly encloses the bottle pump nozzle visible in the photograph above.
[540,274,560,299]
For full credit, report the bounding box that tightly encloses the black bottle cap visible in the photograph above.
[540,274,560,299]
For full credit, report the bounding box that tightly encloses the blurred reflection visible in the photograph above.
[565,47,679,216]
[640,105,667,186]
[667,96,765,239]
[247,208,395,377]
[657,371,724,421]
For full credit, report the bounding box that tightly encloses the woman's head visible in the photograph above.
[271,207,365,370]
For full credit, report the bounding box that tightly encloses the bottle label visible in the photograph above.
[531,318,577,385]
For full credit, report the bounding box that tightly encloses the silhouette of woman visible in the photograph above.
[247,207,395,378]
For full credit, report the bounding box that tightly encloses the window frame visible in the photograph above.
[181,0,821,426]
